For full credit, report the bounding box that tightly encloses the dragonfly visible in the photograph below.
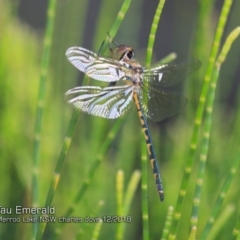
[65,42,201,201]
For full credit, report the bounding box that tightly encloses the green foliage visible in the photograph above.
[1,0,240,239]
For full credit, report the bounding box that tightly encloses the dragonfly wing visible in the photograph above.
[66,47,128,82]
[140,85,187,122]
[65,85,134,119]
[143,60,201,87]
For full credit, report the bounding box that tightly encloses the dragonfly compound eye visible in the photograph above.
[127,50,134,59]
[114,45,133,60]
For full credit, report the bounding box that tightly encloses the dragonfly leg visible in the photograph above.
[97,33,119,59]
[108,82,116,87]
[97,33,116,56]
[97,39,105,57]
[107,33,120,59]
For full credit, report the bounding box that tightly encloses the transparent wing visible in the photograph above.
[66,47,129,82]
[140,84,187,122]
[65,85,134,119]
[143,60,201,87]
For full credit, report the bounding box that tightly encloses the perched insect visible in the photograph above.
[65,41,201,201]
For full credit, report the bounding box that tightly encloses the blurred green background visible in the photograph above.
[0,0,240,239]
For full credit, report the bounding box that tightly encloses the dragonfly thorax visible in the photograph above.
[121,58,144,85]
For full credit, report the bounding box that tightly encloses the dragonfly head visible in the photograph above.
[114,45,134,61]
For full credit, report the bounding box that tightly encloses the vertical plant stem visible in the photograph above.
[141,1,166,238]
[141,139,149,240]
[116,170,124,240]
[46,110,79,204]
[123,171,141,212]
[35,110,79,240]
[32,0,56,238]
[232,212,240,240]
[188,0,214,110]
[161,206,174,240]
[122,170,141,235]
[145,0,166,67]
[188,226,197,240]
[191,27,240,229]
[98,0,132,54]
[115,170,141,239]
[169,0,233,238]
[206,204,235,240]
[91,220,103,240]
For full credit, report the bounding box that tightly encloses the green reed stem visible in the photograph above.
[35,110,79,240]
[47,110,79,202]
[191,27,240,229]
[123,170,141,214]
[141,139,149,240]
[32,0,56,238]
[193,0,214,58]
[116,170,141,239]
[169,0,233,238]
[141,1,166,238]
[85,0,132,152]
[158,53,177,64]
[206,204,235,240]
[161,206,174,240]
[100,0,132,54]
[116,170,124,240]
[122,170,141,235]
[232,211,240,240]
[215,27,240,66]
[188,226,197,240]
[145,0,166,67]
[91,219,103,240]
[87,0,132,85]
